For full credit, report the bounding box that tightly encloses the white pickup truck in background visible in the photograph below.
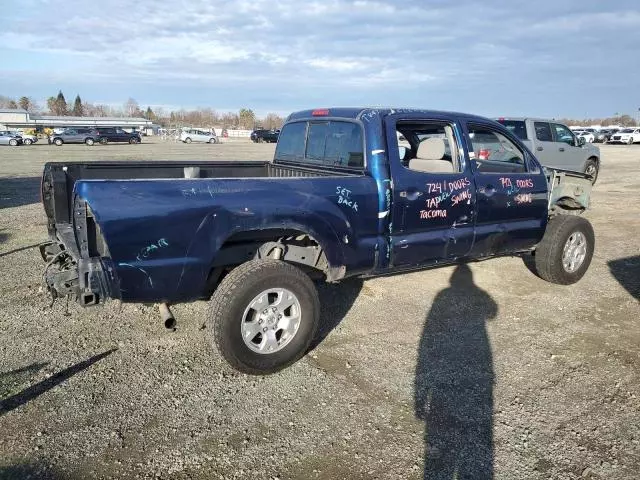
[496,117,601,184]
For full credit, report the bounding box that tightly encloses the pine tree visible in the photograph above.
[72,95,84,116]
[55,90,68,115]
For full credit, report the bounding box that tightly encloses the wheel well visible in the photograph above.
[203,229,330,298]
[587,156,599,165]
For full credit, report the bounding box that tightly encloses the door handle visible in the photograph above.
[559,147,565,152]
[399,189,422,201]
[536,146,543,151]
[480,185,496,196]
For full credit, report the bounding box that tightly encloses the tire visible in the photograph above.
[54,138,63,146]
[584,158,599,185]
[184,137,192,144]
[627,137,633,145]
[209,138,217,144]
[85,138,94,146]
[24,138,33,145]
[208,259,320,375]
[524,215,594,285]
[9,139,18,146]
[99,137,108,145]
[129,137,136,144]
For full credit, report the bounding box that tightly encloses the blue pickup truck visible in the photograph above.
[41,107,595,374]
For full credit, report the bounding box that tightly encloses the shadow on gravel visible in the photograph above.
[0,176,41,209]
[0,230,8,245]
[0,460,80,480]
[309,278,363,351]
[0,349,117,417]
[0,242,42,258]
[415,264,497,480]
[608,256,640,300]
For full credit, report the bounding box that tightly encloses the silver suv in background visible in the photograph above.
[49,128,100,146]
[179,128,219,144]
[496,118,601,183]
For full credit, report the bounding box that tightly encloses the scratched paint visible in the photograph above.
[136,238,169,261]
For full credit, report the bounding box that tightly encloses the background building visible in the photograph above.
[0,108,152,131]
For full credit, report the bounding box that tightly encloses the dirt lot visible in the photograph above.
[0,138,638,479]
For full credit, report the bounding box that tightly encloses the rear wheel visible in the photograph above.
[208,259,320,375]
[85,138,94,146]
[209,137,217,144]
[524,215,594,285]
[99,137,108,145]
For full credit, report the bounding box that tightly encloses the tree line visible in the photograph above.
[556,115,638,127]
[0,91,285,130]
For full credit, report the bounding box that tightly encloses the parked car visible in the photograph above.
[0,131,22,146]
[49,128,100,146]
[593,130,608,143]
[575,131,595,143]
[96,127,141,144]
[250,129,280,143]
[608,128,640,144]
[496,118,601,183]
[1,130,38,145]
[180,129,218,144]
[41,107,595,374]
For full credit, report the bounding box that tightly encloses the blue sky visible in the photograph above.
[1,0,639,118]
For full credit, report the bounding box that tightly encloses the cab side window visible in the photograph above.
[396,121,460,174]
[534,122,552,142]
[552,123,575,146]
[467,124,526,174]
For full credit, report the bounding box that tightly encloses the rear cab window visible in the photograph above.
[275,120,364,168]
[496,119,528,140]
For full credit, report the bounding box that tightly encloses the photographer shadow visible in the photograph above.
[415,264,497,479]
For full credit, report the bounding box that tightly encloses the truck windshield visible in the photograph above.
[275,120,364,168]
[496,119,528,140]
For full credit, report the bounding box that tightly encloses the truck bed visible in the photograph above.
[42,160,354,235]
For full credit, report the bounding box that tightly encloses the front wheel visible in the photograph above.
[54,138,63,146]
[9,139,18,146]
[24,138,33,145]
[184,137,192,144]
[99,137,108,145]
[524,215,594,285]
[584,158,599,184]
[628,137,633,145]
[209,137,217,144]
[208,259,320,375]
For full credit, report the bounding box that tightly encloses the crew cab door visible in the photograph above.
[463,121,548,256]
[550,123,585,172]
[385,114,476,267]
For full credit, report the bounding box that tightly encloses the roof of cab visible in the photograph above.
[286,107,496,124]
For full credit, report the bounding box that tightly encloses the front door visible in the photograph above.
[464,121,548,256]
[385,114,476,267]
[550,123,585,172]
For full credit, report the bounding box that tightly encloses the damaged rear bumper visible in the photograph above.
[41,232,119,307]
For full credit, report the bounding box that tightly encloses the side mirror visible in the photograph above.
[577,136,586,147]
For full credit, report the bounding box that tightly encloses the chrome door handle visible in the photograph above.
[559,147,565,152]
[536,146,543,151]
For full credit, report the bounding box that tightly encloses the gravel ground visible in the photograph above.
[0,139,638,479]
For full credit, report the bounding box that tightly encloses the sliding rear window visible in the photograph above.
[275,120,364,168]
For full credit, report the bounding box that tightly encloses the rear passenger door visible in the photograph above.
[464,121,548,255]
[530,121,558,167]
[384,114,476,266]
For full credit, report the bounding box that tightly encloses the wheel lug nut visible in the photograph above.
[258,319,263,324]
[263,327,267,332]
